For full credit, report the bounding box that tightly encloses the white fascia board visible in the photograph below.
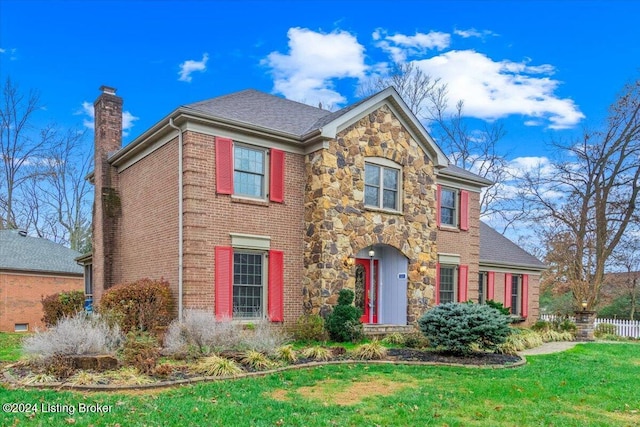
[318,88,449,167]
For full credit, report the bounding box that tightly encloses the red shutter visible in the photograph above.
[435,263,440,305]
[215,136,233,195]
[487,271,495,300]
[459,190,469,231]
[436,185,442,227]
[522,274,529,317]
[268,250,284,322]
[458,265,468,302]
[269,149,285,203]
[215,246,233,320]
[504,273,512,309]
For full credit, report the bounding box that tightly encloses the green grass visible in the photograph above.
[1,343,639,426]
[0,332,26,361]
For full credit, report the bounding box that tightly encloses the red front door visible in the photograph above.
[355,258,378,324]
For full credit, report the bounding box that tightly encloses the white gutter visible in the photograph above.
[168,118,184,321]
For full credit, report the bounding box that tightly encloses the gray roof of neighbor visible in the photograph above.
[184,89,333,137]
[479,222,546,270]
[0,230,83,275]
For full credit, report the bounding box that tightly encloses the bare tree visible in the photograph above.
[523,79,640,309]
[0,77,52,229]
[609,231,640,319]
[0,77,92,251]
[359,62,515,228]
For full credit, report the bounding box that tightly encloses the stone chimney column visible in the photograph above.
[92,85,123,304]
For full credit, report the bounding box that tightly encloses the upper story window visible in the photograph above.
[440,187,457,227]
[364,160,400,211]
[234,145,266,198]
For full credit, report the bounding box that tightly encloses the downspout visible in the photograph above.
[168,118,184,321]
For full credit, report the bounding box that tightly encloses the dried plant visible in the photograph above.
[163,310,243,356]
[241,350,274,370]
[351,340,388,360]
[301,346,332,362]
[275,345,298,364]
[23,312,122,360]
[194,355,243,377]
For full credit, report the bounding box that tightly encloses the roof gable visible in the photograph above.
[0,230,83,275]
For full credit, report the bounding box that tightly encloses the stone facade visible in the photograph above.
[303,105,438,323]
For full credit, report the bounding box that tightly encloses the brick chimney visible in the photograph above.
[92,85,122,303]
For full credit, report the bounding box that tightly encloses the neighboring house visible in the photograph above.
[83,85,544,328]
[0,230,83,332]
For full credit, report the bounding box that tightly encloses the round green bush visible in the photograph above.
[325,289,363,342]
[418,303,511,355]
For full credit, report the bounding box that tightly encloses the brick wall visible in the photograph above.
[436,190,481,301]
[0,272,83,332]
[107,130,305,324]
[489,271,540,326]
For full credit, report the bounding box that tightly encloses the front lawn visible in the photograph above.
[1,343,638,426]
[0,332,25,362]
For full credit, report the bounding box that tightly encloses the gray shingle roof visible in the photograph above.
[184,89,333,138]
[0,230,83,275]
[479,222,546,270]
[439,164,493,186]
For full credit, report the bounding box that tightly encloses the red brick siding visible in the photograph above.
[489,271,540,326]
[115,138,180,291]
[0,272,83,332]
[436,190,481,301]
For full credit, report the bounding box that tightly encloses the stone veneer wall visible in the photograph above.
[303,105,438,323]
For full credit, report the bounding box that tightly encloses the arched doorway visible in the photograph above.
[355,244,408,325]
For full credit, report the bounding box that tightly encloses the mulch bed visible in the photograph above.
[386,348,521,365]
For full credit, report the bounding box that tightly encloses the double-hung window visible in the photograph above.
[478,272,487,305]
[234,145,266,198]
[511,275,522,316]
[364,161,400,210]
[440,187,457,227]
[233,251,265,319]
[439,265,457,304]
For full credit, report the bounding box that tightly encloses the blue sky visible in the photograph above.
[1,0,639,164]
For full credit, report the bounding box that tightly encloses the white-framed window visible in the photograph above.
[511,275,522,315]
[84,263,93,297]
[233,251,266,319]
[14,323,29,332]
[439,265,457,304]
[440,187,457,227]
[478,271,488,304]
[234,144,266,198]
[364,159,401,211]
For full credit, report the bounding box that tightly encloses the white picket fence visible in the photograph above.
[540,314,640,339]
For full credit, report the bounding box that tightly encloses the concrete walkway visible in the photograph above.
[518,341,580,356]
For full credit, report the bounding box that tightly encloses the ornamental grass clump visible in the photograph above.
[23,312,122,360]
[351,339,388,360]
[418,303,511,355]
[301,346,332,361]
[275,345,298,364]
[241,350,274,370]
[163,309,242,356]
[194,355,243,377]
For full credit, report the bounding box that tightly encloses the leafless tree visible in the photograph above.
[522,79,640,310]
[0,77,52,229]
[609,230,640,319]
[0,77,92,251]
[359,62,516,229]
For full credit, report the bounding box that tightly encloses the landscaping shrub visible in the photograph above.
[552,317,577,334]
[41,290,85,326]
[351,339,387,360]
[292,313,327,342]
[595,322,617,338]
[121,331,160,375]
[242,320,290,354]
[531,320,553,332]
[194,355,243,377]
[301,346,332,361]
[403,332,430,349]
[486,299,511,316]
[324,289,363,342]
[163,309,241,356]
[381,332,406,346]
[99,278,175,334]
[275,345,297,363]
[497,328,543,354]
[23,312,122,359]
[418,303,511,355]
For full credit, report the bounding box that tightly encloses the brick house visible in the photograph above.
[84,85,544,328]
[0,230,84,332]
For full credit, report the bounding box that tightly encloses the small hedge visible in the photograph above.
[418,302,511,355]
[98,278,175,334]
[324,289,363,343]
[41,290,85,326]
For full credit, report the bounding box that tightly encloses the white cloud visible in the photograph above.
[77,102,139,137]
[374,29,450,62]
[178,53,209,82]
[454,28,498,39]
[412,50,584,129]
[263,27,367,107]
[0,48,5,53]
